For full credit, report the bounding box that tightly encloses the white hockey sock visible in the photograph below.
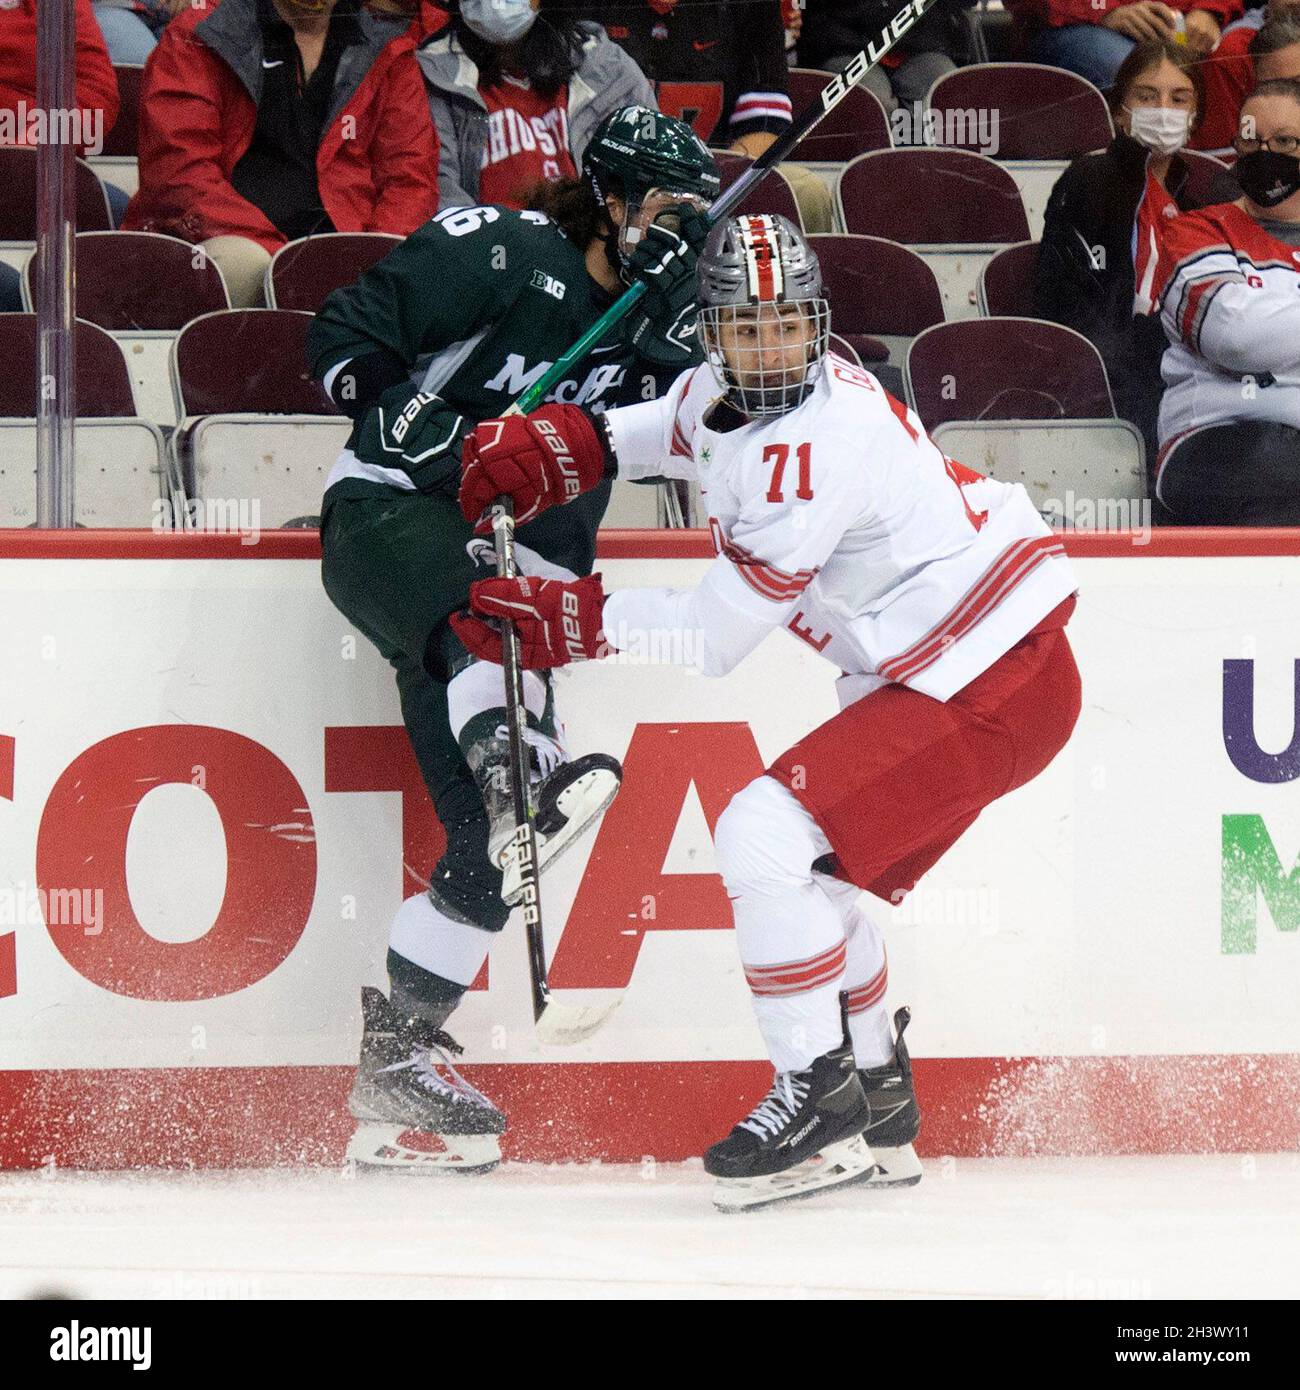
[387,891,493,989]
[446,660,547,744]
[714,776,847,1074]
[817,871,893,1068]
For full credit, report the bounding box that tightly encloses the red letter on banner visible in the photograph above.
[36,727,315,1000]
[324,726,487,989]
[548,723,765,988]
[1,734,13,998]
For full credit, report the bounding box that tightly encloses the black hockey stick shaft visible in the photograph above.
[490,500,551,1022]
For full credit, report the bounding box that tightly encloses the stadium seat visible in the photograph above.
[170,309,347,527]
[977,240,1039,317]
[835,150,1030,319]
[266,233,403,312]
[0,314,166,525]
[22,231,230,329]
[102,64,144,158]
[0,148,112,239]
[932,419,1146,520]
[925,64,1113,160]
[1179,149,1235,205]
[786,69,893,160]
[812,234,944,364]
[712,153,805,229]
[836,150,1031,244]
[828,334,867,367]
[904,318,1115,429]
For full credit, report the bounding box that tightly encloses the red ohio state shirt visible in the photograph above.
[477,76,577,209]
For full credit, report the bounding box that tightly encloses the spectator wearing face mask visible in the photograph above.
[1003,0,1241,92]
[1034,41,1208,467]
[415,0,655,210]
[1193,9,1300,153]
[1151,79,1300,523]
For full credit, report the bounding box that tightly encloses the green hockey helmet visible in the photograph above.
[582,105,720,215]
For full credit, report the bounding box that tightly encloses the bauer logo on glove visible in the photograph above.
[450,574,612,670]
[458,404,610,533]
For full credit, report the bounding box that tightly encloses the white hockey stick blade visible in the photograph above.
[712,1134,878,1213]
[534,993,623,1046]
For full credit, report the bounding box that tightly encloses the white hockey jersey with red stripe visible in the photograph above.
[601,353,1078,703]
[1154,201,1300,457]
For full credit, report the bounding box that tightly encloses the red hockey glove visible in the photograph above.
[450,574,611,670]
[458,404,609,534]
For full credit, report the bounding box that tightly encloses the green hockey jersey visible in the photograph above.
[308,204,695,505]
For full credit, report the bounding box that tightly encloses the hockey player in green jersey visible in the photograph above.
[308,105,718,1173]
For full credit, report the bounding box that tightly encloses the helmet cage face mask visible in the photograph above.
[700,300,831,417]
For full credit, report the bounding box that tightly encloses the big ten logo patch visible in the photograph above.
[530,270,566,301]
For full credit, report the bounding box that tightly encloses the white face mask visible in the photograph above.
[460,0,538,45]
[1125,105,1192,155]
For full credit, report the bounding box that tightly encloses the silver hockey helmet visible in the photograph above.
[697,214,831,417]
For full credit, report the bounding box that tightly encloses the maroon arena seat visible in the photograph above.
[926,64,1113,160]
[24,232,230,330]
[978,241,1040,318]
[101,64,144,158]
[712,152,804,229]
[836,150,1030,244]
[0,148,112,238]
[172,309,339,417]
[267,233,404,312]
[811,234,944,336]
[0,314,137,416]
[786,69,892,160]
[905,318,1115,429]
[1179,149,1235,205]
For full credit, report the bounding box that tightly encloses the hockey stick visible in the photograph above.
[491,0,940,1042]
[490,500,620,1046]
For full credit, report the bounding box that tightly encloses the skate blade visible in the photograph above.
[712,1134,878,1213]
[345,1123,501,1176]
[500,763,621,906]
[857,1142,922,1188]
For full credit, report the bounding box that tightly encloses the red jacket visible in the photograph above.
[124,0,439,252]
[0,0,118,155]
[1006,0,1243,34]
[1190,22,1254,153]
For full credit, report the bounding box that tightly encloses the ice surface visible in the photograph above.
[2,1154,1298,1300]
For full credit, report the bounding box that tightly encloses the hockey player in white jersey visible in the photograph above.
[452,215,1084,1210]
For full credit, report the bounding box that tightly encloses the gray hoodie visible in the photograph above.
[415,21,656,208]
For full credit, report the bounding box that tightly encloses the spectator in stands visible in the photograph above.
[0,0,126,236]
[1194,6,1300,153]
[92,1,174,63]
[1153,79,1300,522]
[584,0,833,229]
[1034,41,1208,467]
[1005,0,1241,91]
[797,0,972,112]
[414,0,652,209]
[124,0,438,309]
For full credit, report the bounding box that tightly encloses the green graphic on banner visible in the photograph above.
[1221,814,1300,954]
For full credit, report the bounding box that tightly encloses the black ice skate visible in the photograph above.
[461,712,621,906]
[346,987,505,1175]
[705,1040,876,1212]
[856,1006,923,1188]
